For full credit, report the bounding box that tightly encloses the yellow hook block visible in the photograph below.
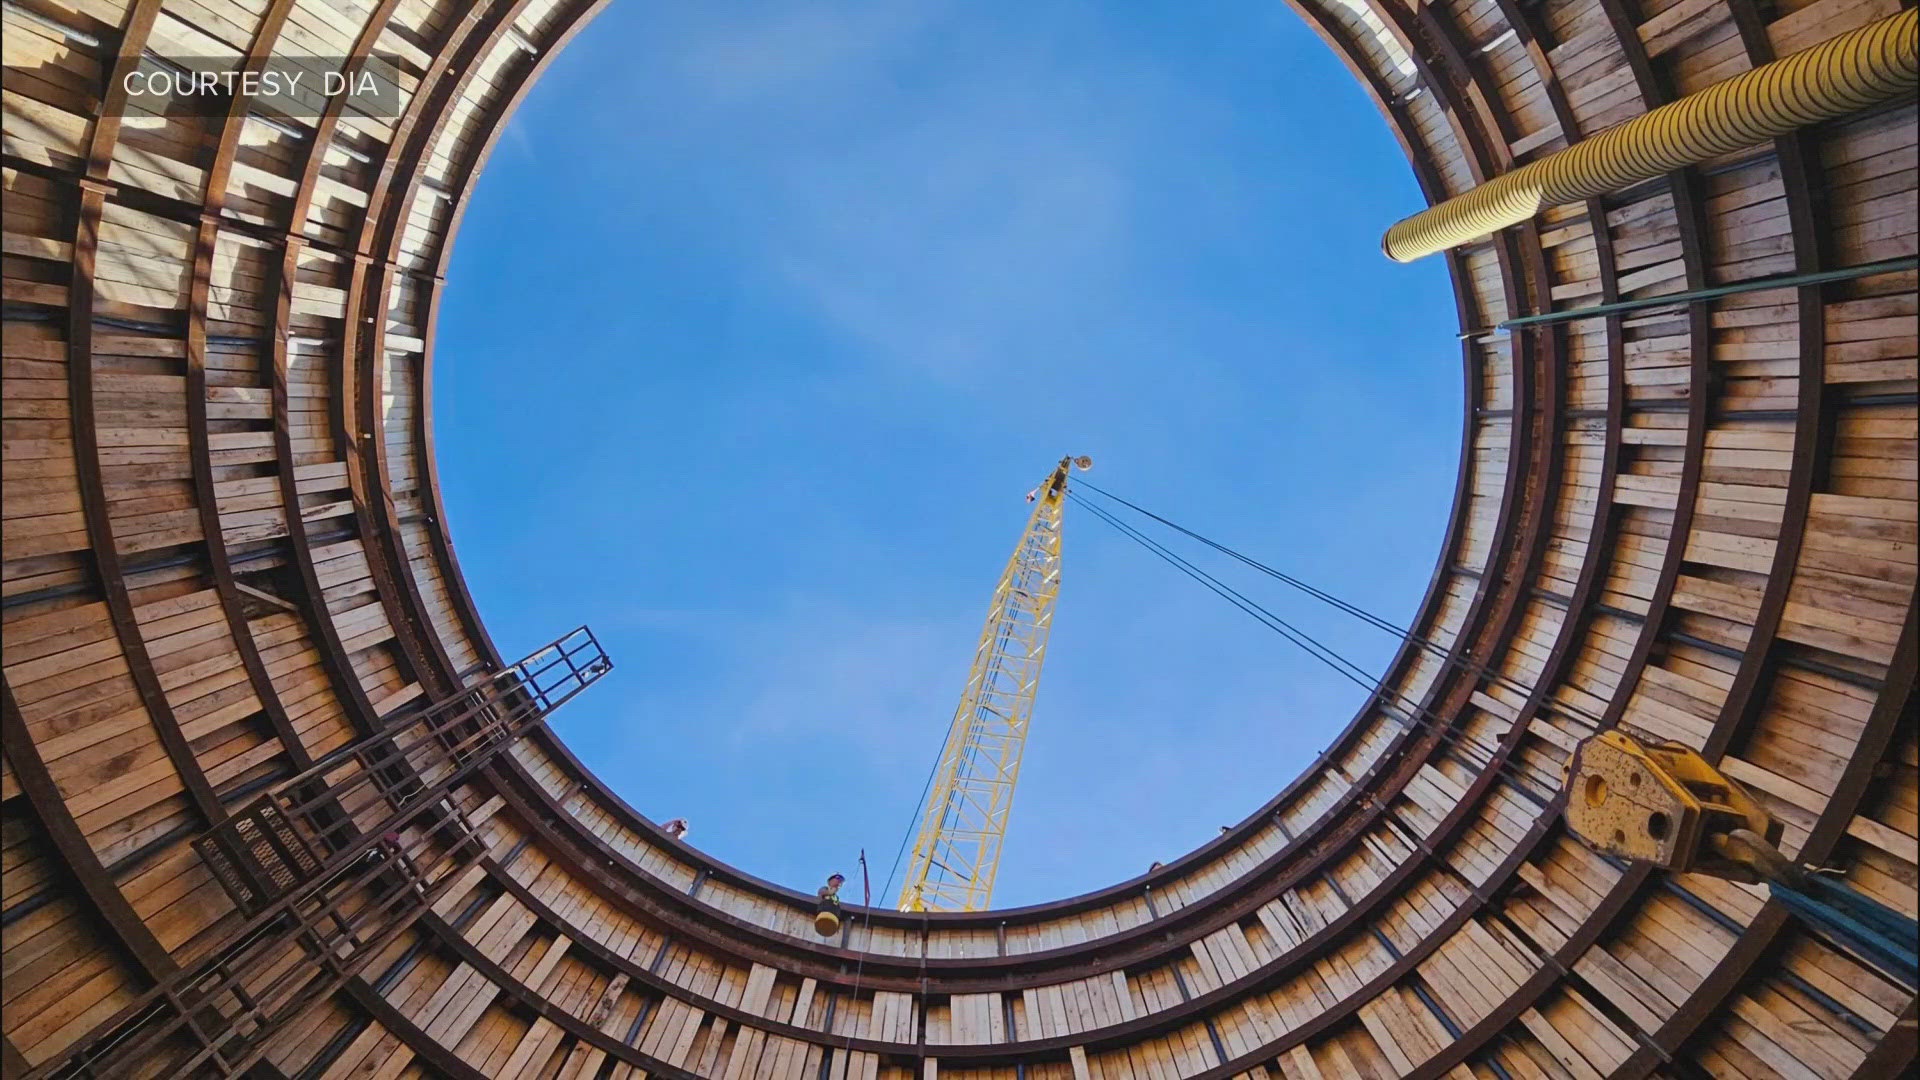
[813,908,842,938]
[1562,731,1780,882]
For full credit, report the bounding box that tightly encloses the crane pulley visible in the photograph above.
[898,455,1091,912]
[1563,730,1917,989]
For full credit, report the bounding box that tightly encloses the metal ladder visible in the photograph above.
[37,628,612,1079]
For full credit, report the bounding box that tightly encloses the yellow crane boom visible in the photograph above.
[899,456,1090,912]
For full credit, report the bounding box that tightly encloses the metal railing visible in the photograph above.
[36,628,611,1079]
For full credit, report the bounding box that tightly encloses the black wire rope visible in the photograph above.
[835,722,948,1068]
[1066,490,1555,801]
[1071,477,1611,732]
[836,473,1564,1068]
[866,470,1557,1020]
[1069,493,1557,811]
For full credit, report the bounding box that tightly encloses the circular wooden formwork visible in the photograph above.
[1,0,1913,1077]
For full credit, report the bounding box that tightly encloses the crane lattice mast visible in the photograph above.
[899,456,1090,912]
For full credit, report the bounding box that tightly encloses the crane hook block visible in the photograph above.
[813,908,841,938]
[1562,731,1780,882]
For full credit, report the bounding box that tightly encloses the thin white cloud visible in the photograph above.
[503,116,537,161]
[605,605,725,628]
[583,0,1236,393]
[769,116,1133,385]
[722,599,970,763]
[673,0,950,103]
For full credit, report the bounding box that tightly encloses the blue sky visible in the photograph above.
[436,0,1460,909]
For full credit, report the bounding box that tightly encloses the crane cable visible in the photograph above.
[833,729,947,1072]
[1071,477,1613,734]
[834,473,1552,1061]
[1070,487,1920,1015]
[879,473,1556,932]
[1066,492,1533,800]
[1069,491,1553,810]
[1066,489,1537,797]
[1065,490,1553,801]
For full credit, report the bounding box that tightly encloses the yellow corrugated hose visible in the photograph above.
[1381,8,1918,262]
